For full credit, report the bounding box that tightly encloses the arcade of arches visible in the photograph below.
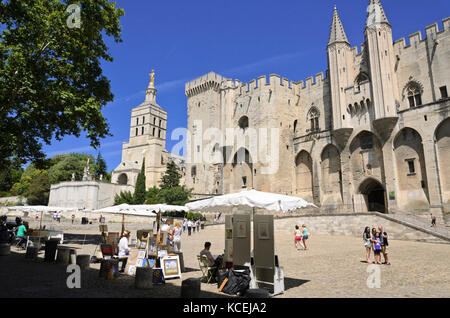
[290,119,450,215]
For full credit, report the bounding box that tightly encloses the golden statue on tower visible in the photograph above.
[149,69,155,87]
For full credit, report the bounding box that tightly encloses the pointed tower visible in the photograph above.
[327,6,352,131]
[365,0,399,121]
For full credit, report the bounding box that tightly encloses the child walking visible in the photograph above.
[294,225,304,250]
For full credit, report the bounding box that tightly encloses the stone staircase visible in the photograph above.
[372,212,450,243]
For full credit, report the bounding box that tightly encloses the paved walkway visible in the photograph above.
[1,222,449,298]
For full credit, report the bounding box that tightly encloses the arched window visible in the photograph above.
[355,72,370,92]
[405,81,423,108]
[308,107,320,132]
[238,116,249,130]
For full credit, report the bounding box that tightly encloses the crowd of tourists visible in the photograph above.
[363,226,391,265]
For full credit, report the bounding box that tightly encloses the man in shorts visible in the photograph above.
[378,225,391,265]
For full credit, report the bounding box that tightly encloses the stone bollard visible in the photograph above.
[0,243,11,256]
[180,278,201,298]
[69,249,77,265]
[56,247,71,265]
[135,267,153,289]
[25,246,39,260]
[76,255,90,270]
[244,289,270,298]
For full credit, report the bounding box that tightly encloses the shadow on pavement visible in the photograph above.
[284,277,310,291]
[0,250,232,298]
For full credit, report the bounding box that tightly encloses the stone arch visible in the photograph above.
[295,150,313,201]
[358,177,386,213]
[117,173,128,185]
[435,118,450,212]
[394,128,430,210]
[227,147,253,191]
[320,145,343,207]
[355,72,370,86]
[350,131,386,209]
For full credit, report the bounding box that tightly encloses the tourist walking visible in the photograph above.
[294,225,303,250]
[187,219,193,236]
[172,222,182,252]
[373,232,382,264]
[183,218,187,232]
[363,226,373,263]
[431,214,437,227]
[57,211,61,223]
[192,219,196,233]
[196,219,200,232]
[53,212,57,223]
[302,224,310,250]
[378,225,391,265]
[35,212,39,221]
[71,214,75,225]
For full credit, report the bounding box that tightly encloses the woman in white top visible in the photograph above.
[172,222,182,252]
[118,231,131,272]
[187,219,193,236]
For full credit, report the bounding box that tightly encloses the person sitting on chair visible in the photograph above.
[200,242,223,268]
[118,231,131,272]
[16,221,28,249]
[200,242,223,283]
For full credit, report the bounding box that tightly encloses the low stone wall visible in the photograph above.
[205,213,448,244]
[275,214,448,243]
[0,196,27,206]
[2,208,156,225]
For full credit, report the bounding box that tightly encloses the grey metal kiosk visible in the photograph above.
[252,214,284,296]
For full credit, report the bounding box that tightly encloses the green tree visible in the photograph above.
[0,0,125,167]
[47,153,93,184]
[0,156,23,196]
[157,186,192,206]
[114,190,133,205]
[27,171,50,205]
[160,161,181,189]
[133,160,146,204]
[95,152,110,181]
[145,186,162,204]
[11,164,49,204]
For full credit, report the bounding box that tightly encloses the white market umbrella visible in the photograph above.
[185,189,316,213]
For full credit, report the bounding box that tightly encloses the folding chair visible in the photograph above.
[197,255,217,284]
[101,244,115,260]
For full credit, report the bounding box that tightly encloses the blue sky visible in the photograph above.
[42,0,450,172]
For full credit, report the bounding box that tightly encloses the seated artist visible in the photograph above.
[199,242,223,283]
[200,242,223,268]
[118,230,131,272]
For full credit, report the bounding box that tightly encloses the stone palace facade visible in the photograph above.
[183,0,450,220]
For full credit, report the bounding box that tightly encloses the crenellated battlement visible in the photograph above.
[350,43,365,58]
[393,17,449,54]
[185,71,224,97]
